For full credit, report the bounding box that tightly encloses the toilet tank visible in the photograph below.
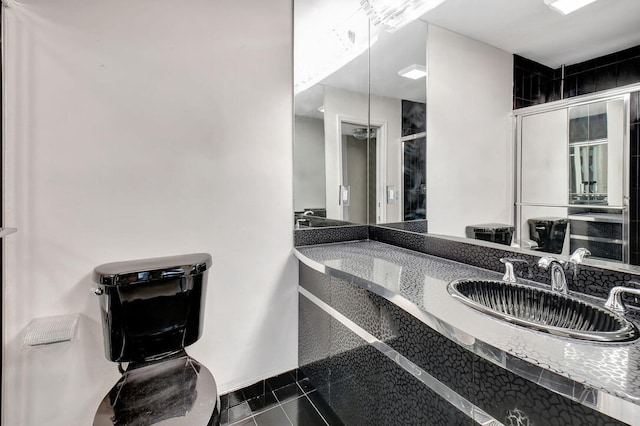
[93,253,212,363]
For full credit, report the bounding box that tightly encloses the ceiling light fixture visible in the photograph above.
[544,0,598,15]
[361,0,447,33]
[398,64,427,80]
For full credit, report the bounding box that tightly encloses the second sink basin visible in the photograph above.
[448,279,638,342]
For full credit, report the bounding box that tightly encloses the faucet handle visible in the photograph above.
[570,248,591,264]
[499,258,529,283]
[605,281,640,314]
[537,256,566,269]
[569,248,591,278]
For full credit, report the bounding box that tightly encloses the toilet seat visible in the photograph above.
[94,351,219,425]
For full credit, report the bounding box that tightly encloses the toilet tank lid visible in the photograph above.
[93,253,212,286]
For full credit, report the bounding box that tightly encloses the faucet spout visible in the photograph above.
[538,256,568,294]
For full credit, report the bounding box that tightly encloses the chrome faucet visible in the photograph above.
[569,248,591,278]
[537,256,568,294]
[499,258,530,283]
[302,211,315,216]
[605,282,640,314]
[295,218,309,229]
[570,247,591,264]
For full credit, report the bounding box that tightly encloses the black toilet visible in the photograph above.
[527,217,569,254]
[92,253,220,425]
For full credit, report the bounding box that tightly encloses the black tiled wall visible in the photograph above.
[563,46,640,99]
[514,45,640,109]
[513,55,561,109]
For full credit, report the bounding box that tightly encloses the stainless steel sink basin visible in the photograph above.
[448,279,638,342]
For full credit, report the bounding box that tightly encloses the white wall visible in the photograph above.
[426,25,514,237]
[294,116,326,212]
[2,1,296,425]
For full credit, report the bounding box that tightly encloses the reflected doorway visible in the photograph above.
[340,122,382,224]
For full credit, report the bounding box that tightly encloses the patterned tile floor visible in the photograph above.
[220,370,343,426]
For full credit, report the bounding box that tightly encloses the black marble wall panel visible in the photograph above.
[401,100,426,137]
[403,137,427,221]
[294,225,369,247]
[299,262,624,425]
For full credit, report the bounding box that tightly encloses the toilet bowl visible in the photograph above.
[92,253,219,426]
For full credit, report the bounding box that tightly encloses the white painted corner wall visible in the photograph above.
[426,25,514,237]
[2,1,296,425]
[294,116,326,212]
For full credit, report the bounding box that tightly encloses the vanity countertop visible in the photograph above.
[294,240,640,424]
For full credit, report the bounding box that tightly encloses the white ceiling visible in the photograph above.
[425,0,640,68]
[295,0,640,118]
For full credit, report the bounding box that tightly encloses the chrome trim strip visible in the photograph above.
[299,286,505,426]
[569,138,608,147]
[567,214,623,223]
[569,235,625,244]
[398,131,426,142]
[512,84,640,117]
[293,248,326,274]
[517,202,626,210]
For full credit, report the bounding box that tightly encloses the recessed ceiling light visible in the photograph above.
[398,64,427,80]
[544,0,598,15]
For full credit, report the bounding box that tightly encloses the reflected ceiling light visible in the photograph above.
[398,64,426,79]
[544,0,598,15]
[318,106,325,113]
[361,0,447,32]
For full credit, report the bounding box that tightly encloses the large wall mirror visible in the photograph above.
[293,0,640,270]
[293,0,427,228]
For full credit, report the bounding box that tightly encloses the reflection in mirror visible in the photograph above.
[516,96,627,262]
[293,0,427,226]
[293,0,640,270]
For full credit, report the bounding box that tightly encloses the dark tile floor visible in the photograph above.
[220,369,343,426]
